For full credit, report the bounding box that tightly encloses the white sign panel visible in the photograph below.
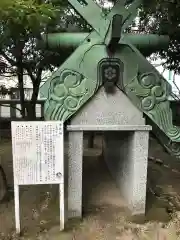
[11,121,64,233]
[11,121,64,185]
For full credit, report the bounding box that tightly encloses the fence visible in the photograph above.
[0,99,44,120]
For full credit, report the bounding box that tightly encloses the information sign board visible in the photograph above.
[11,121,64,233]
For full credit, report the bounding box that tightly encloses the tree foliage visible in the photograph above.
[0,0,71,119]
[134,0,180,74]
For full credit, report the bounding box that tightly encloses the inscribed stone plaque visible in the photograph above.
[11,121,64,185]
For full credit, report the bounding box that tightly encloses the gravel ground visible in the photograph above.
[0,136,180,239]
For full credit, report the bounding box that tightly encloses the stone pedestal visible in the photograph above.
[66,87,151,219]
[67,125,151,219]
[103,129,150,215]
[67,131,83,219]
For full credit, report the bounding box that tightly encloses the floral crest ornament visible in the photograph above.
[104,67,117,80]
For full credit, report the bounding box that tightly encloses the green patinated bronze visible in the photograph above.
[40,32,169,56]
[40,0,180,157]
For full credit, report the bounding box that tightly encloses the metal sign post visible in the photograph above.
[11,121,64,233]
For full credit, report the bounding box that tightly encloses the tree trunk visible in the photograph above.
[15,42,26,119]
[26,102,36,120]
[26,79,40,120]
[17,64,26,119]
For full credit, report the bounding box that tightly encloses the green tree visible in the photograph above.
[0,0,70,119]
[133,0,180,74]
